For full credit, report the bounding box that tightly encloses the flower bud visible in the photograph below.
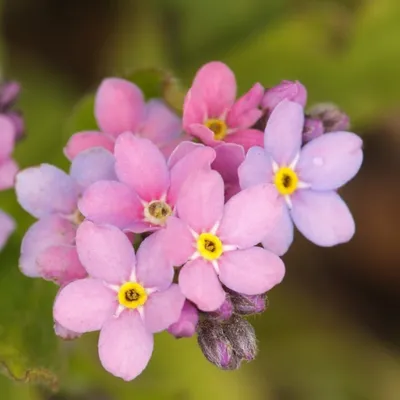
[229,291,268,316]
[308,103,350,133]
[197,319,242,370]
[303,117,324,144]
[262,80,307,112]
[168,300,199,338]
[0,81,20,109]
[207,295,234,321]
[223,315,258,361]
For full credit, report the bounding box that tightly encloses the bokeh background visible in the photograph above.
[1,0,400,399]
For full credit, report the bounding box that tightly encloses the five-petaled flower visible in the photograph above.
[54,221,185,381]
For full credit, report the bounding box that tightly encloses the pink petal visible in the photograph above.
[159,133,192,159]
[264,100,304,165]
[238,145,273,189]
[70,148,117,191]
[0,115,15,161]
[15,164,79,219]
[224,129,264,152]
[78,181,143,230]
[20,216,76,277]
[168,145,215,206]
[296,132,363,190]
[261,200,293,256]
[95,78,145,137]
[140,99,182,146]
[219,247,285,295]
[143,284,185,333]
[54,278,116,333]
[135,231,174,291]
[182,88,208,129]
[291,190,355,246]
[179,258,225,311]
[167,141,203,168]
[189,61,237,118]
[76,221,135,284]
[0,158,18,190]
[189,123,220,147]
[98,311,153,381]
[167,300,199,338]
[218,184,281,248]
[37,245,87,285]
[114,133,170,201]
[212,143,245,187]
[64,131,114,161]
[161,217,195,266]
[0,210,15,250]
[226,83,264,129]
[176,169,224,233]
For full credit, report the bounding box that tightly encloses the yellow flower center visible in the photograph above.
[71,208,85,226]
[118,282,148,309]
[274,167,299,195]
[204,118,228,141]
[144,200,172,225]
[197,233,223,261]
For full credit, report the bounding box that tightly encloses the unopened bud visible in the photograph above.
[223,315,258,361]
[197,319,242,370]
[0,81,20,109]
[229,291,268,316]
[303,117,324,144]
[168,300,199,338]
[207,295,234,321]
[262,80,307,112]
[308,103,350,133]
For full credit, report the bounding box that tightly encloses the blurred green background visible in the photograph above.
[1,0,400,399]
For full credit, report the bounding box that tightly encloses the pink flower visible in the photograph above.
[160,169,285,311]
[183,62,264,151]
[54,221,185,381]
[64,78,184,160]
[168,300,199,338]
[239,100,363,255]
[79,133,215,233]
[16,148,116,278]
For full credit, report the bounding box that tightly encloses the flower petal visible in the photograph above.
[63,131,114,161]
[179,258,225,311]
[95,78,145,136]
[167,300,199,338]
[76,221,135,284]
[291,190,355,246]
[238,146,273,189]
[296,132,363,190]
[0,115,15,160]
[37,245,87,285]
[218,247,285,295]
[189,61,237,118]
[167,141,204,168]
[99,311,153,381]
[0,210,15,250]
[224,129,264,151]
[136,231,174,291]
[182,88,208,129]
[144,284,185,333]
[15,164,79,218]
[20,215,76,277]
[212,143,245,186]
[168,145,215,206]
[226,83,264,129]
[189,123,220,147]
[70,148,117,191]
[0,158,18,190]
[261,200,293,256]
[176,169,224,233]
[78,181,143,230]
[54,279,116,333]
[264,100,304,165]
[218,184,281,248]
[114,133,170,201]
[140,99,182,146]
[161,217,195,266]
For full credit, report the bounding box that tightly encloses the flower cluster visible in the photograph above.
[0,81,23,250]
[15,61,363,381]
